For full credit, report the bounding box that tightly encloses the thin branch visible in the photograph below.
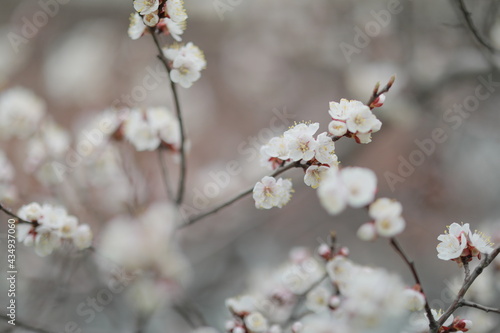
[157,148,174,200]
[459,300,500,314]
[0,314,54,333]
[389,238,438,332]
[462,258,470,280]
[150,29,187,205]
[437,246,500,328]
[0,202,33,224]
[180,161,301,228]
[456,0,497,53]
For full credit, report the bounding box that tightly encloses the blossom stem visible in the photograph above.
[0,202,33,224]
[455,0,497,53]
[150,29,187,205]
[181,162,301,228]
[462,258,470,280]
[389,237,438,332]
[459,300,500,314]
[436,246,500,329]
[157,148,174,200]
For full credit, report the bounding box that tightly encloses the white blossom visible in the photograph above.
[314,132,338,165]
[402,289,426,311]
[375,215,406,237]
[346,106,380,134]
[72,224,93,250]
[164,43,206,87]
[305,286,331,313]
[253,176,293,209]
[225,295,256,316]
[143,12,159,27]
[244,312,268,333]
[165,18,184,42]
[166,0,188,24]
[357,222,377,241]
[317,169,348,215]
[128,13,147,40]
[328,120,347,137]
[341,167,377,208]
[0,87,45,139]
[284,123,319,162]
[369,198,402,220]
[304,165,330,189]
[133,0,159,15]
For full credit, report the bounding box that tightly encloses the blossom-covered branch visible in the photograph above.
[150,30,187,204]
[436,246,500,328]
[0,202,32,224]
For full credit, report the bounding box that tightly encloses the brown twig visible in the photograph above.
[157,148,174,200]
[366,75,395,109]
[437,246,500,328]
[150,29,187,205]
[390,238,438,332]
[180,161,301,228]
[459,300,500,314]
[455,0,497,53]
[0,202,33,224]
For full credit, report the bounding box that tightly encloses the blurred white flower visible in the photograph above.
[369,198,406,237]
[402,289,426,311]
[253,176,293,209]
[0,150,14,182]
[356,222,377,241]
[305,286,331,313]
[341,167,377,208]
[225,295,256,316]
[0,87,45,139]
[318,167,377,215]
[133,0,159,15]
[244,312,268,333]
[128,13,147,40]
[167,0,188,24]
[123,107,180,151]
[72,224,93,250]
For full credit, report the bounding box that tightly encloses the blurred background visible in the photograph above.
[1,0,500,332]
